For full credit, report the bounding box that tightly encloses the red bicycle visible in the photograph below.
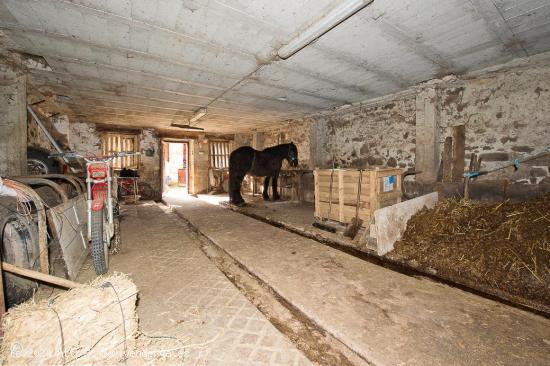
[117,168,155,202]
[51,151,140,274]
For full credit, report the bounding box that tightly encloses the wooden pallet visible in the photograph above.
[314,168,403,227]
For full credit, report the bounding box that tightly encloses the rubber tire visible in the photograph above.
[91,209,108,275]
[1,208,40,307]
[27,148,61,175]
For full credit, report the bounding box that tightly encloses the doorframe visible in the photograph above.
[160,138,191,194]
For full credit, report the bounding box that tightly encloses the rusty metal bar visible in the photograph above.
[10,177,68,203]
[17,174,85,195]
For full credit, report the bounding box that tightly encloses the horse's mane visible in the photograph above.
[262,143,292,154]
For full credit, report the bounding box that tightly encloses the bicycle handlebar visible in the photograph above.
[49,151,141,163]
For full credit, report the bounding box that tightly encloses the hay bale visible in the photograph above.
[1,273,138,365]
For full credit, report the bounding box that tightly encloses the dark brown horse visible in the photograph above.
[229,142,298,205]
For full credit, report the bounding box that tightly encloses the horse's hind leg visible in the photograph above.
[272,173,280,201]
[262,176,271,201]
[229,171,245,205]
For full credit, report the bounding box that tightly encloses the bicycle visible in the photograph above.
[117,168,155,202]
[50,151,140,274]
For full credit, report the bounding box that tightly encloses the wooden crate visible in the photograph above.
[314,168,403,226]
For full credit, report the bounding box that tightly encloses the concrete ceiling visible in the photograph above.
[1,0,550,133]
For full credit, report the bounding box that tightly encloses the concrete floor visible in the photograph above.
[224,195,363,251]
[166,195,550,366]
[71,202,311,365]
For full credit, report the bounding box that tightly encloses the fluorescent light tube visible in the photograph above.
[277,0,374,59]
[189,107,207,123]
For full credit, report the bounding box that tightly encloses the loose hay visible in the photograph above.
[387,193,550,312]
[1,273,138,365]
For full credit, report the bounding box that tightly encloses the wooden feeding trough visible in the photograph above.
[314,168,403,227]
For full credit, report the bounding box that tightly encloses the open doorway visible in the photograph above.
[162,141,189,196]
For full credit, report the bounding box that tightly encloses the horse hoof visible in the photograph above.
[262,196,270,201]
[272,196,281,201]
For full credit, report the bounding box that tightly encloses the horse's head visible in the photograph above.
[287,142,299,167]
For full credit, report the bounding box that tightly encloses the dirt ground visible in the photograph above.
[388,194,550,313]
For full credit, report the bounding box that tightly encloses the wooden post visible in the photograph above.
[369,169,377,212]
[415,88,440,183]
[452,125,466,182]
[0,66,27,176]
[464,153,477,200]
[338,170,344,222]
[396,171,403,203]
[314,169,320,218]
[442,136,453,183]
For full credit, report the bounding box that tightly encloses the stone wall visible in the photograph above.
[248,54,550,204]
[292,55,550,187]
[138,129,161,194]
[439,64,550,184]
[232,133,252,151]
[28,114,102,156]
[311,96,416,170]
[258,118,314,169]
[27,115,162,195]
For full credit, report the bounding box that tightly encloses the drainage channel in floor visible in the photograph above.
[174,210,373,366]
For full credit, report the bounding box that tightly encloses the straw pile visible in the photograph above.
[1,273,138,365]
[388,193,550,311]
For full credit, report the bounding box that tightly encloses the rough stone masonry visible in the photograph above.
[239,52,550,188]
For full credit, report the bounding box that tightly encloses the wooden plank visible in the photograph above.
[318,185,370,196]
[452,125,466,183]
[319,181,371,191]
[1,262,80,289]
[317,203,371,225]
[315,168,403,226]
[396,172,402,204]
[314,170,320,218]
[318,194,372,205]
[317,168,402,178]
[46,195,89,280]
[338,170,344,222]
[370,168,377,212]
[465,153,477,200]
[442,136,453,183]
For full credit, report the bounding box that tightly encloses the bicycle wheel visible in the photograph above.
[90,208,109,275]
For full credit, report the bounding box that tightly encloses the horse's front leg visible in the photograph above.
[229,170,245,205]
[272,173,280,201]
[262,176,271,201]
